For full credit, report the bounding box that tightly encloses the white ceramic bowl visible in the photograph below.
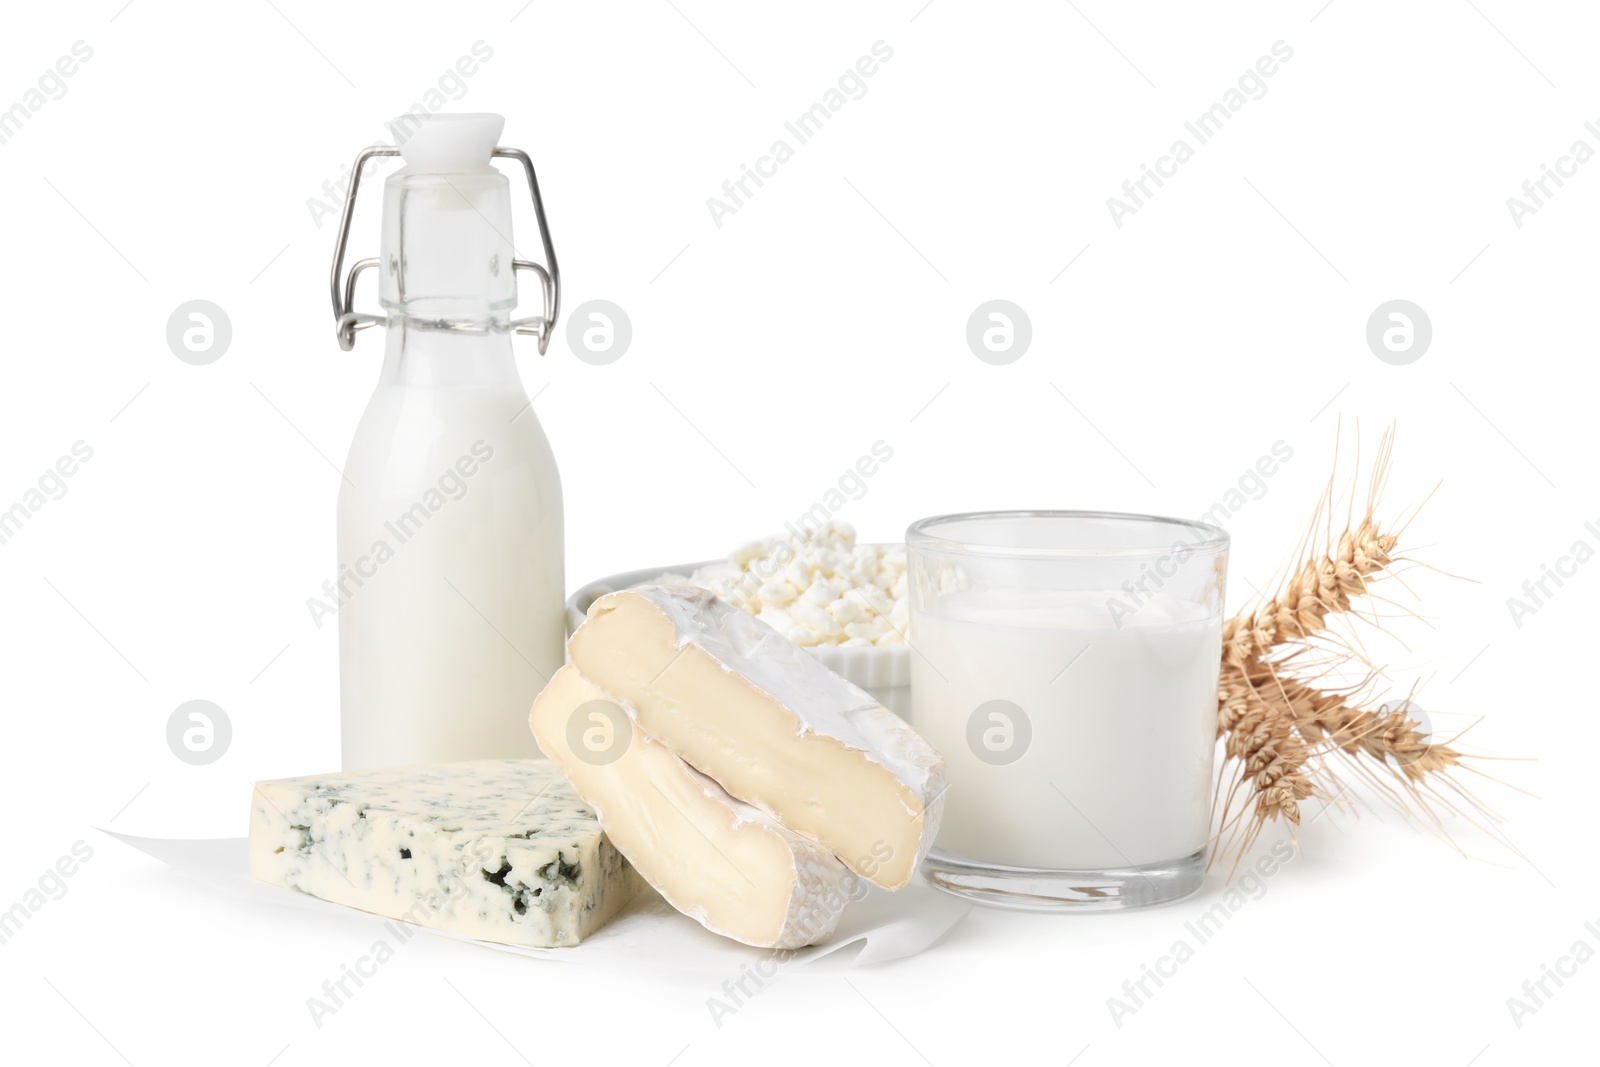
[565,552,912,717]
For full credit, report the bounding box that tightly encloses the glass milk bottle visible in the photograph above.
[329,114,565,769]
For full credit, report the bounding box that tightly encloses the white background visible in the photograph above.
[1,1,1594,1063]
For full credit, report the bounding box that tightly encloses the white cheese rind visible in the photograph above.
[249,760,643,947]
[570,585,946,889]
[530,665,853,949]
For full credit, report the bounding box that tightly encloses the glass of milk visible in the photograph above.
[907,511,1228,909]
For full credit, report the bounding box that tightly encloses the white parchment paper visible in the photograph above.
[104,831,970,976]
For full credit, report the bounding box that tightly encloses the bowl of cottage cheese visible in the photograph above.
[565,522,912,716]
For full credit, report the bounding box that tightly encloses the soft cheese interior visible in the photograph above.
[531,665,855,948]
[568,585,946,890]
[249,760,642,947]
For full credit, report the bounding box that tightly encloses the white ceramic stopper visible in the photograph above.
[396,112,505,173]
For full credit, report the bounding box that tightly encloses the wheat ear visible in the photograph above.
[1212,424,1502,870]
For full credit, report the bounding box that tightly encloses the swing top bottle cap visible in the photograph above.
[381,112,514,316]
[331,112,559,352]
[396,112,505,173]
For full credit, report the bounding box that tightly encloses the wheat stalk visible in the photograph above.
[1212,425,1500,870]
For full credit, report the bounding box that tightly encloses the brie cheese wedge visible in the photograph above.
[568,585,945,889]
[531,665,855,949]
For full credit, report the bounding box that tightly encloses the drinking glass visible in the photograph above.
[907,510,1228,909]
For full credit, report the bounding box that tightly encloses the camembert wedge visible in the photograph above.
[568,585,945,890]
[531,665,854,948]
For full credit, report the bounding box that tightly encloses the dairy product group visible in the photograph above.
[254,584,947,949]
[283,113,956,952]
[253,112,1227,956]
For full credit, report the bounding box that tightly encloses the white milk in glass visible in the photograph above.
[910,588,1221,869]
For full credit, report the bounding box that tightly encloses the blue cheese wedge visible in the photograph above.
[531,665,855,949]
[249,760,643,947]
[569,585,946,890]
